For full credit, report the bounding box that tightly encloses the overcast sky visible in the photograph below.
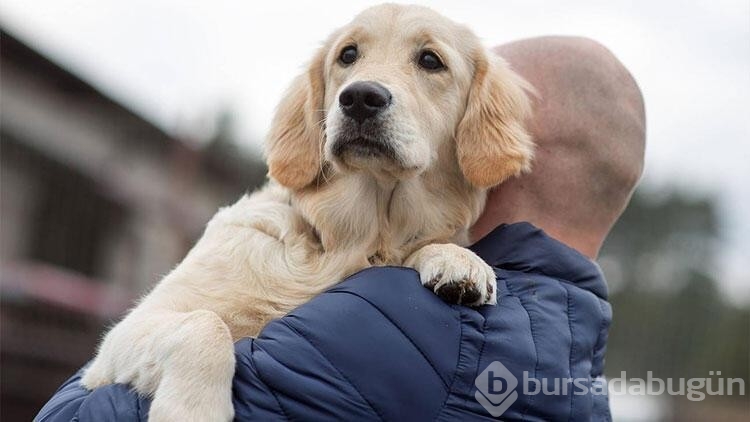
[1,0,748,301]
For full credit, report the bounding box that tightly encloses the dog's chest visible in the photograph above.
[344,178,471,264]
[296,174,480,265]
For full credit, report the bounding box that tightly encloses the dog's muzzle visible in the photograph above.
[331,81,396,160]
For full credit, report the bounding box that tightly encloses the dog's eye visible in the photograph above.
[418,50,445,71]
[339,45,358,65]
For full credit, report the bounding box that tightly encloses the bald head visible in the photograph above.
[471,37,646,258]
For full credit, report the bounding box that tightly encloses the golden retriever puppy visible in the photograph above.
[81,4,533,421]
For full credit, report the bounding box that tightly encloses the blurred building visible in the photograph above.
[0,29,265,420]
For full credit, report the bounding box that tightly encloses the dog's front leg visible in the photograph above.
[405,243,497,306]
[82,308,235,422]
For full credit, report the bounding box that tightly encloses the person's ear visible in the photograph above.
[265,47,326,190]
[455,49,535,188]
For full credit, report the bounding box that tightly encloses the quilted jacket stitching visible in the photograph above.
[239,341,290,421]
[329,290,453,389]
[279,317,385,421]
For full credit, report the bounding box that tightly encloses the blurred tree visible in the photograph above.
[600,187,749,410]
[204,107,267,192]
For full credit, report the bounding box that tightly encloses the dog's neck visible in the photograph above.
[291,162,487,265]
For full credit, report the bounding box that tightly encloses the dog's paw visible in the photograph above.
[406,243,497,306]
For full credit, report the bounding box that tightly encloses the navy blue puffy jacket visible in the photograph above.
[36,223,612,421]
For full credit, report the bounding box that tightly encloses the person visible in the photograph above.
[36,36,645,421]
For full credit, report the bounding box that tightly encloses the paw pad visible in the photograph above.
[431,278,482,305]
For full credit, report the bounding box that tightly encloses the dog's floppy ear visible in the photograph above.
[265,47,326,190]
[455,50,534,188]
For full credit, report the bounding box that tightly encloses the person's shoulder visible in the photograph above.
[233,266,470,421]
[239,265,465,372]
[327,265,449,308]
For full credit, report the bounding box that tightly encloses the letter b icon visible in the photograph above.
[475,361,519,417]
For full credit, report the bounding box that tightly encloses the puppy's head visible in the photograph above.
[266,4,533,190]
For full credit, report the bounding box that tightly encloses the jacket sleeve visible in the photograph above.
[35,366,151,421]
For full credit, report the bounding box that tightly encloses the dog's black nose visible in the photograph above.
[339,81,392,122]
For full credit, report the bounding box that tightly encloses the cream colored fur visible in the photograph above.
[81,4,534,421]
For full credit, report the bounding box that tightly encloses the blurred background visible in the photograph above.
[0,1,747,420]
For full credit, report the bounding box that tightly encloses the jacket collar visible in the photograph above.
[469,222,608,299]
